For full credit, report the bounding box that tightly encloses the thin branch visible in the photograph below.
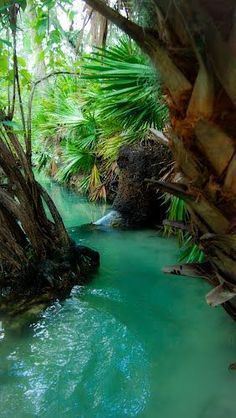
[75,7,93,53]
[12,25,27,153]
[6,25,16,120]
[83,0,146,45]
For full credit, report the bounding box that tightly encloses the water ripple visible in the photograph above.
[0,298,150,418]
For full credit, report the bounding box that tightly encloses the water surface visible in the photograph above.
[0,178,236,418]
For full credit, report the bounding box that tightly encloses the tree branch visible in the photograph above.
[82,0,192,104]
[83,0,146,45]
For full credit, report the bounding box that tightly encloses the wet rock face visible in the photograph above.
[113,143,171,227]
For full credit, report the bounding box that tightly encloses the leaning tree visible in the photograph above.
[83,0,236,316]
[0,1,98,298]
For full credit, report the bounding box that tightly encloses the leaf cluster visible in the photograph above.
[33,38,168,200]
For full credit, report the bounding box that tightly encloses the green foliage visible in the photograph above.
[82,38,167,137]
[33,38,168,200]
[56,143,95,183]
[164,196,205,263]
[131,0,159,27]
[0,2,204,268]
[0,7,168,202]
[164,196,187,244]
[179,237,205,264]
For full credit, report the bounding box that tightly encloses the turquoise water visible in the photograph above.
[0,178,236,418]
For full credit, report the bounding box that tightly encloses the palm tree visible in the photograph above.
[83,0,236,316]
[34,39,166,200]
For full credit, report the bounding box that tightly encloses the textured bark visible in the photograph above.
[0,125,100,297]
[89,8,108,47]
[0,122,70,269]
[113,143,171,227]
[0,3,100,299]
[83,0,236,317]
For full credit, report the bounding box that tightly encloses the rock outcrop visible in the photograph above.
[112,143,171,227]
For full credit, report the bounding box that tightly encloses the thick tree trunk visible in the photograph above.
[83,0,236,317]
[0,117,99,298]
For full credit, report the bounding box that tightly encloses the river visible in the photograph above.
[0,176,235,418]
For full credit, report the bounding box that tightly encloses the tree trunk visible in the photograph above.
[83,0,236,317]
[0,121,99,297]
[0,4,99,300]
[89,8,108,47]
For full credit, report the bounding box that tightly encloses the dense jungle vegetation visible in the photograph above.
[0,2,236,418]
[0,0,182,298]
[0,0,236,311]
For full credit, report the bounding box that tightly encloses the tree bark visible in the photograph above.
[0,3,99,299]
[83,0,236,317]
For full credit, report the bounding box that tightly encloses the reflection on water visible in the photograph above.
[0,177,236,418]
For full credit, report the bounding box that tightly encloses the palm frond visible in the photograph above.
[33,38,168,201]
[56,143,95,183]
[164,195,205,263]
[82,37,168,133]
